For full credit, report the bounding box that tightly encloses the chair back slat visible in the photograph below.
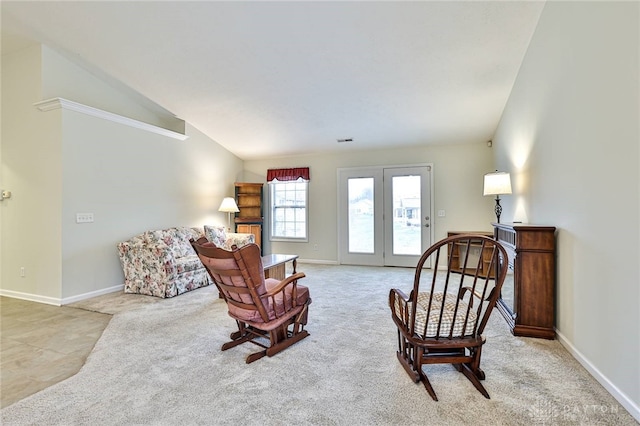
[191,240,271,322]
[400,234,508,340]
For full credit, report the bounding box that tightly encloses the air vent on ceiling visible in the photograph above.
[337,138,353,143]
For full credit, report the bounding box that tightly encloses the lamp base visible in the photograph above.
[494,196,503,223]
[227,212,233,233]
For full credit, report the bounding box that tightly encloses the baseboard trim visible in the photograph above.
[0,289,63,306]
[296,259,339,265]
[0,285,124,307]
[61,285,124,305]
[556,329,640,422]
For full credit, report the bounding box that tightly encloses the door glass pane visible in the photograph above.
[348,178,374,253]
[392,175,421,255]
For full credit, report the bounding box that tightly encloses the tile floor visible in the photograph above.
[0,296,111,408]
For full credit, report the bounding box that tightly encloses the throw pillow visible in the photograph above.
[204,225,227,248]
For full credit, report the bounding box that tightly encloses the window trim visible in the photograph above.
[269,179,309,242]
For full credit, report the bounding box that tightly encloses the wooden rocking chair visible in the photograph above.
[191,239,311,363]
[389,234,508,400]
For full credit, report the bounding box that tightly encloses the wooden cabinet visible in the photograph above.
[234,182,263,252]
[447,231,495,278]
[493,223,556,339]
[237,224,262,249]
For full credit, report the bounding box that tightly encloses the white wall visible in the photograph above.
[1,45,63,301]
[41,46,184,133]
[493,2,639,418]
[244,141,495,261]
[59,113,243,299]
[1,45,244,303]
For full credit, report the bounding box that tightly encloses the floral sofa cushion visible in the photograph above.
[204,225,255,250]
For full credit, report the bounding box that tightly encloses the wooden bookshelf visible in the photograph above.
[234,182,263,252]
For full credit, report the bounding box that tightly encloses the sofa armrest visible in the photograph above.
[225,232,255,249]
[117,241,177,283]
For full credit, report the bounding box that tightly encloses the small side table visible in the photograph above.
[262,254,298,280]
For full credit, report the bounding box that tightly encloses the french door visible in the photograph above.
[338,165,432,267]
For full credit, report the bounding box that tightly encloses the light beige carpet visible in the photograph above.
[1,264,636,425]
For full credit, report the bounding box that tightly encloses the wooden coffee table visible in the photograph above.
[262,254,298,280]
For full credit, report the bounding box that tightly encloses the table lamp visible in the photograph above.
[483,171,512,223]
[218,197,239,231]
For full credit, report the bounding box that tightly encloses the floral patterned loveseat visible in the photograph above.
[117,226,254,298]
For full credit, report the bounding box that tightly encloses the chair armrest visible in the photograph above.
[261,272,307,313]
[389,288,411,327]
[391,288,409,302]
[459,285,496,308]
[263,272,306,296]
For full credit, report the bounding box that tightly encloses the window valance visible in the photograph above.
[267,167,310,182]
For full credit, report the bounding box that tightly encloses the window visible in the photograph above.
[270,179,308,241]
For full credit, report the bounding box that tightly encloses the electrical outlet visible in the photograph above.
[437,210,446,217]
[76,213,94,223]
[313,244,318,251]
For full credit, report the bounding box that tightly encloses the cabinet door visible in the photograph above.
[237,224,262,248]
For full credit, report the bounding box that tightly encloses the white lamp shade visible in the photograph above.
[218,197,239,213]
[483,172,512,196]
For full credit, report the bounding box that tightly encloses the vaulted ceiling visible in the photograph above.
[2,1,545,160]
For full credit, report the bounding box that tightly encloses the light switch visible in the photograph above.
[76,213,94,223]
